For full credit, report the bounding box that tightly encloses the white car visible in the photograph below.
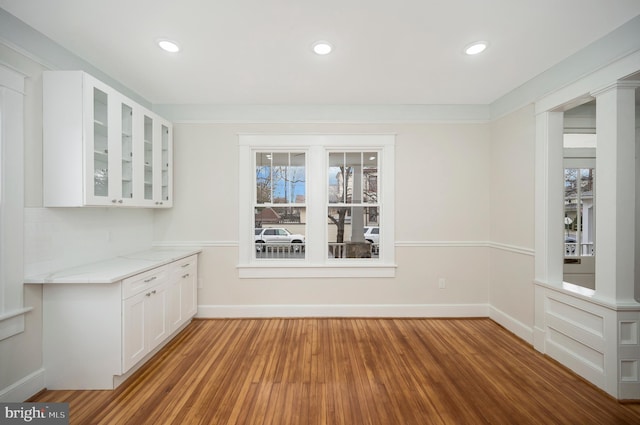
[364,226,380,254]
[255,228,305,251]
[364,226,379,244]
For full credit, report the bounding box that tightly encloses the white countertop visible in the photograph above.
[25,248,202,284]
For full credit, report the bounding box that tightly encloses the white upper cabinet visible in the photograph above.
[43,71,172,208]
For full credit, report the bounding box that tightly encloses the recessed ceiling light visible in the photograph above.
[157,39,180,53]
[312,41,333,55]
[464,41,488,55]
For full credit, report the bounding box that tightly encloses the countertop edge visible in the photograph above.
[25,248,203,285]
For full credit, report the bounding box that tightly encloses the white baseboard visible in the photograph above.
[0,368,45,402]
[197,303,490,318]
[489,306,534,344]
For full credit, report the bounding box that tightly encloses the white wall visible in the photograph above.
[153,122,492,316]
[488,105,536,342]
[0,43,156,401]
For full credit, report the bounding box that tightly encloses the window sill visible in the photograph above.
[237,263,397,279]
[0,307,33,341]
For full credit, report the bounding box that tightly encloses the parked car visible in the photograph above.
[363,226,379,244]
[565,236,577,255]
[255,227,305,252]
[364,226,380,253]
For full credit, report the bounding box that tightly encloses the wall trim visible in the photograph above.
[154,240,534,256]
[197,303,490,318]
[396,240,490,248]
[0,368,45,402]
[489,306,534,344]
[152,104,492,124]
[154,241,239,248]
[489,242,535,256]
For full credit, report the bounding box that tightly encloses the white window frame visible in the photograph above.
[0,64,31,340]
[238,134,396,278]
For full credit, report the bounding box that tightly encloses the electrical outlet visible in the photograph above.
[438,278,446,289]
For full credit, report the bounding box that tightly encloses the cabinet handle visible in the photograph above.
[182,273,190,279]
[144,276,157,283]
[146,292,151,297]
[181,263,190,268]
[111,199,117,203]
[118,199,123,204]
[151,290,157,294]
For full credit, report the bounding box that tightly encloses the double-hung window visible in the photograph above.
[239,135,395,278]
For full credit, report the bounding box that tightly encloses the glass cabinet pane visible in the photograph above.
[144,115,153,200]
[121,103,133,199]
[161,124,170,201]
[93,87,108,197]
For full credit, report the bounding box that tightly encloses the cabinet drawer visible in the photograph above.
[171,255,198,279]
[122,265,169,299]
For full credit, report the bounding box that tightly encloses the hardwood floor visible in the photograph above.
[31,318,640,424]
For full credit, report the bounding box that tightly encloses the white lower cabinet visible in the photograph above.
[122,282,170,372]
[121,264,171,372]
[39,252,199,390]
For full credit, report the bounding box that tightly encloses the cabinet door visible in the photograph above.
[146,283,170,350]
[84,75,116,206]
[122,291,147,372]
[156,121,173,207]
[168,280,182,331]
[179,268,197,321]
[142,113,155,205]
[119,99,135,204]
[83,75,140,206]
[169,255,198,331]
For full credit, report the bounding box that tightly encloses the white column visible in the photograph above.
[591,82,639,302]
[533,111,564,354]
[534,111,565,285]
[636,107,640,301]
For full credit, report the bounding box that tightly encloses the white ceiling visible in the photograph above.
[2,0,640,106]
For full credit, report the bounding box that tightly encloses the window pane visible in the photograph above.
[272,153,289,204]
[564,168,595,257]
[255,207,306,259]
[289,153,306,204]
[328,152,345,203]
[256,152,272,204]
[327,206,379,259]
[345,152,360,204]
[363,152,378,203]
[256,152,305,204]
[579,168,595,256]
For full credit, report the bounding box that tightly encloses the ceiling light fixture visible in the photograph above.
[157,39,181,53]
[312,41,333,55]
[464,41,488,55]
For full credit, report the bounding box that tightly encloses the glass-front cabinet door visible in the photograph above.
[155,121,172,207]
[91,86,109,201]
[143,114,154,204]
[84,76,124,206]
[85,77,137,206]
[120,102,134,202]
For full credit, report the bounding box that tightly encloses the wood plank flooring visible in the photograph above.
[30,318,640,424]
